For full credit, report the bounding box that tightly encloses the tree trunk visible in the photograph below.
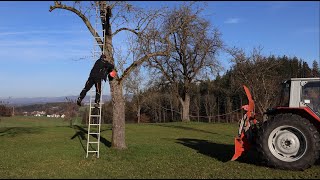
[110,81,127,149]
[180,93,190,122]
[170,99,174,121]
[137,104,141,123]
[102,7,127,149]
[217,97,220,123]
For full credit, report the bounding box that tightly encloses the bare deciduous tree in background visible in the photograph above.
[64,97,79,127]
[203,84,217,123]
[49,1,171,149]
[124,66,145,123]
[228,46,283,117]
[146,3,223,122]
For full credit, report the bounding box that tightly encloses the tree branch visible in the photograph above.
[49,1,104,50]
[119,51,168,83]
[112,27,139,37]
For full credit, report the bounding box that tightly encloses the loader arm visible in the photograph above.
[243,85,255,118]
[231,85,257,161]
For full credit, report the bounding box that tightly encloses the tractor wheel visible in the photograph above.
[256,113,320,170]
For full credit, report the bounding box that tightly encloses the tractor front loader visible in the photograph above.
[231,78,320,170]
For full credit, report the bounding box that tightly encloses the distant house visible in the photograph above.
[46,114,65,118]
[33,111,46,117]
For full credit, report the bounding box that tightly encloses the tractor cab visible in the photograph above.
[279,78,320,117]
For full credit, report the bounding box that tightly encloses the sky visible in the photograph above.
[0,1,319,99]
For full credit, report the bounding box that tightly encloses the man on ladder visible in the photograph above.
[76,54,116,107]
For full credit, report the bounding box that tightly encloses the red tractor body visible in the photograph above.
[232,78,320,170]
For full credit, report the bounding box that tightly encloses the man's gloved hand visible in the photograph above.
[110,70,116,78]
[108,70,117,81]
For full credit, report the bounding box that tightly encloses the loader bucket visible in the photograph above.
[231,132,250,161]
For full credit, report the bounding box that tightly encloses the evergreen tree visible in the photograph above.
[312,60,320,77]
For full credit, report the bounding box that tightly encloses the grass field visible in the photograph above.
[0,116,319,179]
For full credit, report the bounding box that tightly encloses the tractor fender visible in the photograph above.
[265,107,320,129]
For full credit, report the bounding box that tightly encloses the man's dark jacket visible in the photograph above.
[89,58,114,81]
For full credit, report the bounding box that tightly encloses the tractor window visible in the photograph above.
[279,82,290,107]
[301,81,320,116]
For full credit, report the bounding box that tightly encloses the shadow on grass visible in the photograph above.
[0,127,42,137]
[70,125,112,151]
[176,138,262,166]
[154,124,225,136]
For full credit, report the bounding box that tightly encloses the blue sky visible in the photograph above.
[0,1,319,99]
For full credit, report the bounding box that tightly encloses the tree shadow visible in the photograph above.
[315,158,320,166]
[70,125,112,151]
[0,127,42,137]
[176,138,262,166]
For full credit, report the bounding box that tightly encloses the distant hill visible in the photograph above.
[0,95,111,107]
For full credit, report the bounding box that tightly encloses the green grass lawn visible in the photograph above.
[0,116,319,179]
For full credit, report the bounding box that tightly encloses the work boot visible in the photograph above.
[77,97,82,106]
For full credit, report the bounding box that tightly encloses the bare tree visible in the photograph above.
[146,3,223,122]
[122,34,148,124]
[204,93,216,123]
[0,100,12,117]
[124,66,145,123]
[228,46,283,116]
[64,97,79,127]
[49,1,171,149]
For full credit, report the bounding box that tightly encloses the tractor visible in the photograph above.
[231,77,320,170]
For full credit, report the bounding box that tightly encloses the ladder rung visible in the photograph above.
[90,115,101,117]
[91,108,101,110]
[89,123,100,125]
[90,103,103,105]
[89,133,100,134]
[88,151,98,153]
[88,141,99,144]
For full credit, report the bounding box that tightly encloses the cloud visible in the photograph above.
[224,18,241,24]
